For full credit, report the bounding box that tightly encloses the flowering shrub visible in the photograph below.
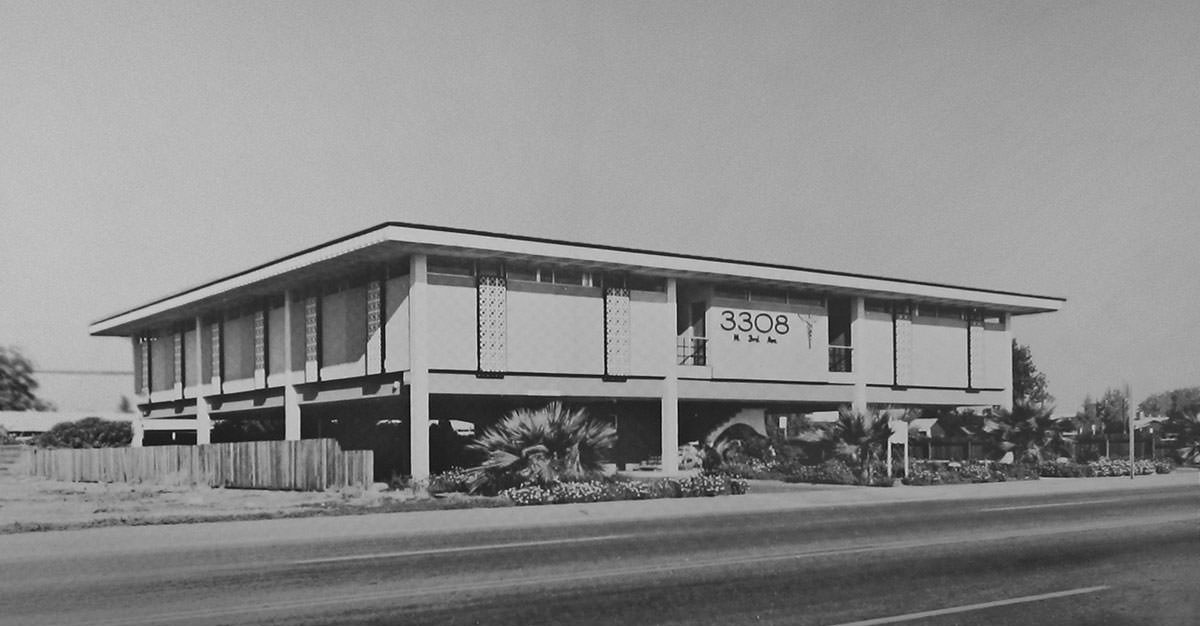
[426,467,476,495]
[782,459,860,486]
[1039,457,1157,478]
[500,475,747,506]
[1154,458,1175,474]
[901,460,1035,486]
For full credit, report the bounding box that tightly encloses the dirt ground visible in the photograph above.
[0,472,494,534]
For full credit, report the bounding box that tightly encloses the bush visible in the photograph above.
[426,467,475,495]
[0,425,12,445]
[901,460,1036,486]
[500,474,747,506]
[467,403,616,495]
[1154,457,1175,474]
[34,417,132,448]
[783,459,859,485]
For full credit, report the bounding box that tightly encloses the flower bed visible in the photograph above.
[500,474,749,506]
[1038,457,1167,478]
[901,460,1038,486]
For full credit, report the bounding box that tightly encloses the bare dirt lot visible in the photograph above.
[0,472,505,534]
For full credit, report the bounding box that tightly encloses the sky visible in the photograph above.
[1,1,1197,412]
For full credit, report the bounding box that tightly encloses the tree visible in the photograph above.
[0,346,55,411]
[1077,388,1131,436]
[35,417,132,448]
[1011,340,1053,407]
[1140,387,1200,465]
[983,401,1069,464]
[1139,387,1200,420]
[117,395,134,413]
[800,408,893,485]
[467,402,617,494]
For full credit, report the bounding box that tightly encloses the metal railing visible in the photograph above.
[677,336,708,366]
[828,345,853,373]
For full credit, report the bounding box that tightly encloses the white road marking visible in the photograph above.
[981,497,1125,512]
[290,533,633,564]
[827,585,1110,625]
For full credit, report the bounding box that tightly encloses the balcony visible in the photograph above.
[677,336,708,366]
[828,345,853,373]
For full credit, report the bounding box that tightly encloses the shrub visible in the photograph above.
[0,425,12,445]
[1153,457,1175,474]
[426,467,475,495]
[466,403,616,495]
[783,459,858,485]
[35,417,132,448]
[500,475,746,506]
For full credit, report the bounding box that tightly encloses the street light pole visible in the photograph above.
[1126,382,1134,480]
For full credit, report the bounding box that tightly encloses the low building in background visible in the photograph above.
[89,222,1063,479]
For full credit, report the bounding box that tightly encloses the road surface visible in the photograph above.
[1,482,1196,625]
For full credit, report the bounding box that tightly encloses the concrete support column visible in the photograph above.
[851,296,868,413]
[283,290,301,441]
[194,317,211,445]
[660,278,680,474]
[408,254,430,481]
[131,417,144,448]
[999,312,1014,412]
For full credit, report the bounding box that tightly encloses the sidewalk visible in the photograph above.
[1,468,1193,561]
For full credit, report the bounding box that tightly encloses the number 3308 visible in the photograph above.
[719,311,789,334]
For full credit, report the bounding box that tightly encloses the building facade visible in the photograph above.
[90,223,1063,479]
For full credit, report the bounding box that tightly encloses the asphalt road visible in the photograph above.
[1,483,1197,626]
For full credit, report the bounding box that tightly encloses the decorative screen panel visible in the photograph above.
[305,296,320,382]
[476,274,507,376]
[893,306,913,386]
[209,321,222,388]
[172,332,184,397]
[253,309,267,388]
[366,280,383,374]
[139,337,151,396]
[604,286,632,378]
[967,315,985,389]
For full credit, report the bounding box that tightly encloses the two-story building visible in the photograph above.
[89,222,1063,479]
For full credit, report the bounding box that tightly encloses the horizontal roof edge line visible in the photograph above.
[91,221,1065,330]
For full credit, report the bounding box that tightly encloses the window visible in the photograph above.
[626,275,665,292]
[506,263,537,282]
[427,257,474,277]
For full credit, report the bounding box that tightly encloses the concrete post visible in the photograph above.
[660,277,680,474]
[283,290,301,441]
[194,317,211,445]
[131,416,144,448]
[999,313,1014,411]
[851,296,868,413]
[408,254,430,481]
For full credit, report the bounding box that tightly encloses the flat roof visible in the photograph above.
[91,221,1065,336]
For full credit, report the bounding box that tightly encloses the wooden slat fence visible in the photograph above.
[25,439,373,491]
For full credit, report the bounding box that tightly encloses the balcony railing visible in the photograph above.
[677,336,708,366]
[828,345,853,373]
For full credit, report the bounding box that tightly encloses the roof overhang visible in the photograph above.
[91,222,1065,336]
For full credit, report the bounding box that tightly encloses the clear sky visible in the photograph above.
[1,1,1197,412]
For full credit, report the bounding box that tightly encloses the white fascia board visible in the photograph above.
[91,223,1062,336]
[384,225,1064,313]
[89,228,392,335]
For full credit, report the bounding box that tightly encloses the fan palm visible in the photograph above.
[466,402,616,494]
[982,401,1067,463]
[799,407,893,484]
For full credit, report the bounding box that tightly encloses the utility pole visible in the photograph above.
[1126,382,1134,480]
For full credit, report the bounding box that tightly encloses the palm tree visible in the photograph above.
[982,401,1068,464]
[800,407,893,484]
[467,402,617,494]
